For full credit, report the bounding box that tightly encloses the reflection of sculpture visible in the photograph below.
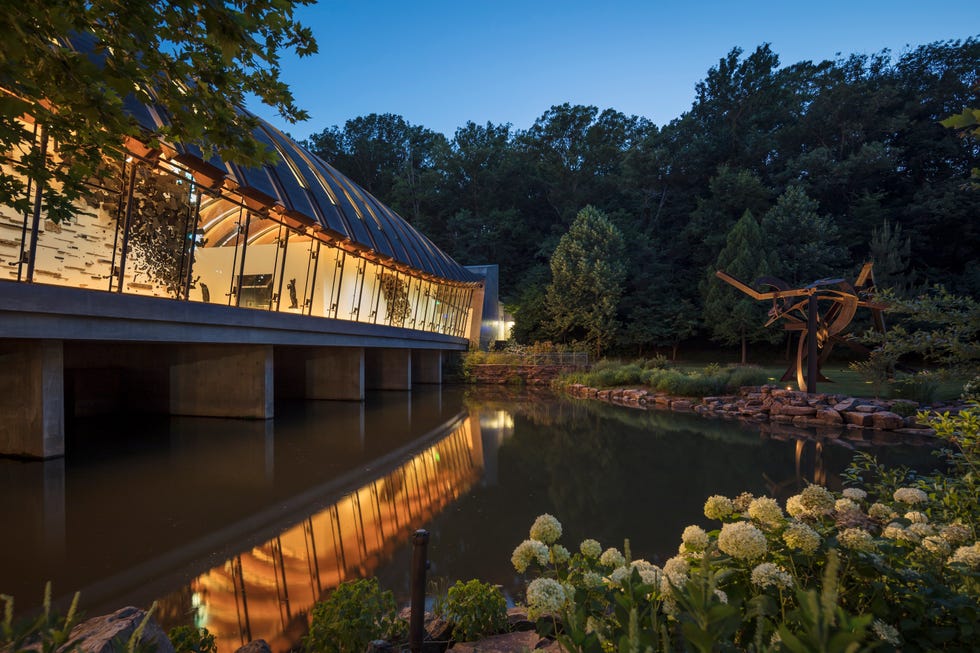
[287,278,298,309]
[200,283,210,303]
[715,262,886,393]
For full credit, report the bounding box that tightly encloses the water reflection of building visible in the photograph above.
[174,416,483,653]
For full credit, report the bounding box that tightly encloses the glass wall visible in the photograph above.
[1,139,477,339]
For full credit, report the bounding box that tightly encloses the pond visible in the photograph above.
[0,387,938,652]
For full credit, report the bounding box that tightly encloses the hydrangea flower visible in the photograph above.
[799,484,835,516]
[940,522,972,546]
[714,589,728,604]
[922,535,951,557]
[834,498,860,515]
[893,487,928,505]
[511,538,549,573]
[872,620,901,646]
[883,523,920,544]
[783,521,821,554]
[868,503,897,521]
[609,565,631,587]
[579,538,602,558]
[948,542,980,569]
[904,511,928,524]
[551,544,571,564]
[838,528,876,552]
[631,559,663,587]
[842,487,867,501]
[785,495,805,518]
[717,522,767,560]
[599,547,626,568]
[732,491,756,512]
[526,577,566,619]
[908,522,935,538]
[704,495,734,520]
[680,525,709,552]
[751,562,794,590]
[663,556,690,585]
[580,571,604,590]
[530,513,563,544]
[747,497,784,527]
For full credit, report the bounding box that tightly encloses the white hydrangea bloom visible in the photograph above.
[717,521,767,560]
[599,547,626,568]
[949,543,980,569]
[893,487,928,505]
[883,523,921,544]
[530,513,563,544]
[732,491,755,513]
[631,559,663,587]
[908,522,935,538]
[714,589,728,604]
[751,562,794,590]
[511,538,549,573]
[922,535,951,557]
[904,511,928,524]
[872,620,901,646]
[609,565,630,587]
[747,496,784,527]
[868,502,897,521]
[526,577,566,619]
[704,495,734,520]
[838,528,876,552]
[580,571,604,590]
[681,525,709,552]
[834,498,860,515]
[663,556,690,585]
[940,522,972,546]
[799,484,835,516]
[783,521,821,554]
[551,544,571,564]
[785,494,805,517]
[579,538,602,558]
[842,487,867,501]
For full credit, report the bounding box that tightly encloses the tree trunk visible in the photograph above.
[672,342,679,361]
[741,327,747,365]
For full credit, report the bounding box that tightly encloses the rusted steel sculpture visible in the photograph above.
[715,262,886,393]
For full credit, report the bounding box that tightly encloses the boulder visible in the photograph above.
[814,408,843,425]
[780,405,817,417]
[843,411,874,427]
[235,641,272,653]
[854,404,879,413]
[671,400,693,411]
[65,607,173,653]
[872,411,905,431]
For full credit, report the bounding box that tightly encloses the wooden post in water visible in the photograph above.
[409,529,429,653]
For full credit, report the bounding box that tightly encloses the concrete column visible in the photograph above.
[411,349,442,385]
[170,344,274,418]
[0,340,64,458]
[365,348,411,390]
[307,347,365,400]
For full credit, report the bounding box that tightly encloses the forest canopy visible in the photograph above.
[305,38,979,355]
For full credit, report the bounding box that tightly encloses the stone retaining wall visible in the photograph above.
[467,364,574,385]
[563,383,969,439]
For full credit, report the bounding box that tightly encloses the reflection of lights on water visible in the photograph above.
[479,410,514,431]
[191,591,208,629]
[433,451,441,463]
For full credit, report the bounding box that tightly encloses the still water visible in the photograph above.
[0,387,936,651]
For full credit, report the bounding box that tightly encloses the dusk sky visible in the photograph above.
[249,1,974,139]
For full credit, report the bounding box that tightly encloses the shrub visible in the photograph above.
[168,626,216,653]
[436,579,507,643]
[891,372,940,404]
[303,578,403,653]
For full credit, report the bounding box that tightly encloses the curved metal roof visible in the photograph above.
[121,98,477,283]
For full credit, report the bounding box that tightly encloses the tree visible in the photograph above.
[762,185,845,285]
[702,210,774,364]
[869,219,913,296]
[1,1,317,223]
[545,206,628,357]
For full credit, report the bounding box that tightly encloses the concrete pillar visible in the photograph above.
[411,350,442,385]
[307,347,365,400]
[170,344,274,418]
[365,348,411,390]
[0,340,64,458]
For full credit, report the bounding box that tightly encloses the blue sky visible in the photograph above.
[250,1,974,139]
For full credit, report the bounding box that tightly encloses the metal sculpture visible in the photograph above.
[715,262,886,393]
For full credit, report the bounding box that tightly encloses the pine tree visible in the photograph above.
[702,210,774,363]
[546,206,628,357]
[762,185,845,285]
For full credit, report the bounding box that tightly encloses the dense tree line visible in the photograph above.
[304,38,980,356]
